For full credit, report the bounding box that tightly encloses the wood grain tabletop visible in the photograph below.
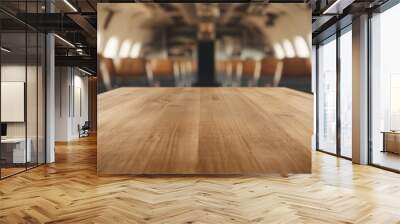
[97,87,312,175]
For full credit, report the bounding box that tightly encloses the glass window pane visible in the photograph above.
[340,29,352,158]
[1,30,28,177]
[371,4,400,171]
[27,31,38,169]
[318,37,337,154]
[38,33,46,165]
[26,0,40,169]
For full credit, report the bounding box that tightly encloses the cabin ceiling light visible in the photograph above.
[323,0,354,15]
[76,48,84,55]
[78,67,93,76]
[63,0,78,12]
[54,34,75,48]
[1,47,11,53]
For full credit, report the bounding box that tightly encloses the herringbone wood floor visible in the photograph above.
[1,135,400,223]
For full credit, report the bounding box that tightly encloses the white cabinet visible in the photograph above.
[1,138,32,163]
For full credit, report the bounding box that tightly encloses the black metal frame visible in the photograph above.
[367,10,373,166]
[0,18,2,179]
[315,44,319,151]
[336,24,341,158]
[0,0,47,180]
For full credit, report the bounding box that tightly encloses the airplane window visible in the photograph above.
[97,33,102,53]
[130,43,142,58]
[119,40,132,58]
[294,36,310,58]
[103,36,120,58]
[282,39,296,58]
[273,43,285,59]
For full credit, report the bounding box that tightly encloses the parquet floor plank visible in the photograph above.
[1,136,400,223]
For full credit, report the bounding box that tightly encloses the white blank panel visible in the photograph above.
[1,82,25,122]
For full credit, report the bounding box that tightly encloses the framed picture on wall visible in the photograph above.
[1,81,25,122]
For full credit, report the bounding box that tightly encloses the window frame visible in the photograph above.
[315,22,353,160]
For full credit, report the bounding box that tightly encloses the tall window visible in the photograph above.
[370,3,400,171]
[317,36,337,154]
[339,28,352,158]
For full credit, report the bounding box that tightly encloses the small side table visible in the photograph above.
[381,131,400,154]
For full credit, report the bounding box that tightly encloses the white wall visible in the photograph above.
[71,74,89,138]
[55,67,89,141]
[55,67,69,141]
[1,65,26,81]
[1,65,38,138]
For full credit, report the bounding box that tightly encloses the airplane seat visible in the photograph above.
[279,58,311,92]
[151,59,176,87]
[182,59,195,87]
[175,59,194,87]
[114,58,149,87]
[241,59,257,87]
[216,60,228,86]
[231,59,243,87]
[259,58,279,87]
[188,60,197,86]
[97,69,106,93]
[98,56,115,91]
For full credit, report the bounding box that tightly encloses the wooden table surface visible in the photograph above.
[98,87,312,175]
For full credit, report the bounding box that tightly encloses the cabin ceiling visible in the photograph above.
[98,3,311,57]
